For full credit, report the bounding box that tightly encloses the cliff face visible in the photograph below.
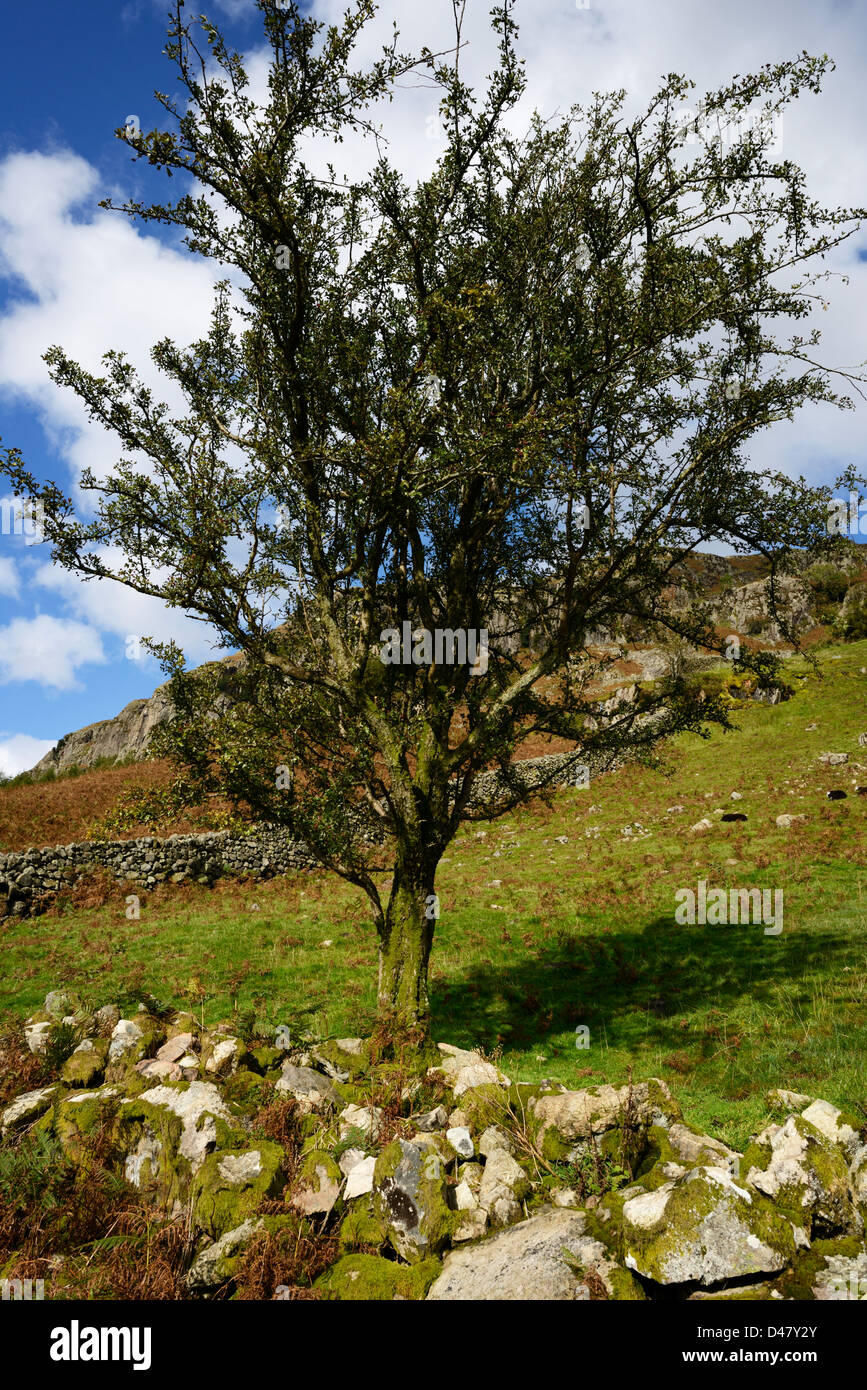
[27,687,175,778]
[22,553,834,777]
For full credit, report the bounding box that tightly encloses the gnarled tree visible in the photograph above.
[2,0,864,1036]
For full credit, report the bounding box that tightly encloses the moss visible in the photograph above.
[220,1071,267,1116]
[316,1253,441,1301]
[777,1235,864,1301]
[60,1038,109,1088]
[338,1203,390,1253]
[250,1045,282,1073]
[191,1140,287,1239]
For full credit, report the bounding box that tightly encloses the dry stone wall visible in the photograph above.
[0,750,606,920]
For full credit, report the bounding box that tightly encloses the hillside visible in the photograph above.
[21,549,862,783]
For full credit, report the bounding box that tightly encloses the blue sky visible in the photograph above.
[0,0,866,775]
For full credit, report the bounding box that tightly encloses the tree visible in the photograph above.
[2,0,864,1039]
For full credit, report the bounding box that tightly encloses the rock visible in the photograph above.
[767,1087,815,1113]
[373,1139,455,1263]
[334,1037,364,1056]
[1,1084,60,1135]
[430,1043,510,1096]
[291,1151,342,1218]
[859,733,867,748]
[530,1079,679,1159]
[745,1117,858,1238]
[730,791,743,801]
[156,1032,194,1064]
[339,1104,383,1143]
[107,1018,144,1061]
[61,1036,109,1087]
[411,1106,448,1132]
[129,1080,233,1173]
[690,818,713,833]
[800,1100,861,1160]
[135,1058,182,1082]
[478,1148,531,1228]
[776,814,807,828]
[813,1250,867,1300]
[204,1038,241,1078]
[344,1156,377,1201]
[446,1126,474,1159]
[622,1165,794,1287]
[24,1021,52,1055]
[44,990,75,1019]
[338,1148,367,1178]
[453,1209,489,1242]
[818,752,849,766]
[666,1123,740,1169]
[479,1125,515,1158]
[186,1217,265,1291]
[428,1207,636,1300]
[275,1062,338,1111]
[454,1163,484,1211]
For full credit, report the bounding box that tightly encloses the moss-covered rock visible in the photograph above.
[291,1149,343,1216]
[621,1164,795,1288]
[744,1116,859,1238]
[373,1138,458,1263]
[61,1037,109,1088]
[316,1252,442,1301]
[192,1140,286,1238]
[338,1202,390,1253]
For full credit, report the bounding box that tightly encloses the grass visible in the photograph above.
[1,639,866,1157]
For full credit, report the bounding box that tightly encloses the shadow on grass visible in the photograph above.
[429,912,860,1066]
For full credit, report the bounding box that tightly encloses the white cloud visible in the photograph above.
[0,732,58,778]
[33,547,232,669]
[0,615,106,691]
[0,555,20,597]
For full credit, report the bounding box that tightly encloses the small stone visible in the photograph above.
[776,813,807,828]
[156,1032,194,1064]
[344,1156,377,1201]
[412,1106,448,1132]
[446,1127,474,1159]
[818,752,848,766]
[729,791,743,801]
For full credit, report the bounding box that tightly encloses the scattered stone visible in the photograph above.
[690,818,713,833]
[428,1207,630,1300]
[339,1104,383,1143]
[776,814,807,828]
[818,752,848,766]
[1,1084,60,1135]
[156,1033,194,1064]
[411,1105,448,1133]
[344,1156,377,1201]
[24,1021,52,1055]
[446,1126,474,1159]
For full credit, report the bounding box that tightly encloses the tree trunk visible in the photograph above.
[377,853,438,1034]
